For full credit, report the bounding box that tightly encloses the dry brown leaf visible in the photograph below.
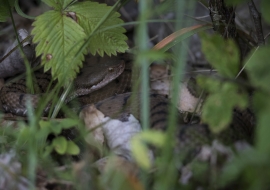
[79,104,105,145]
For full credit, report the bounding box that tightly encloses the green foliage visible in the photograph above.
[39,118,79,135]
[67,1,128,56]
[13,118,81,157]
[52,136,67,154]
[245,46,270,153]
[0,0,15,22]
[246,46,270,92]
[32,0,128,83]
[131,130,166,170]
[0,125,19,152]
[219,149,270,189]
[198,33,247,133]
[11,118,81,157]
[261,0,270,24]
[198,76,248,133]
[42,0,73,9]
[199,27,270,187]
[66,140,80,155]
[48,135,79,155]
[253,92,270,153]
[51,136,79,155]
[176,31,270,188]
[200,33,240,78]
[2,0,270,189]
[32,7,86,83]
[39,119,80,155]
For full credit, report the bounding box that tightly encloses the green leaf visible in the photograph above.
[138,130,166,147]
[197,75,222,93]
[17,126,31,145]
[0,0,15,22]
[39,120,61,134]
[139,50,171,63]
[32,10,87,83]
[200,33,240,78]
[218,148,270,189]
[52,136,67,155]
[39,119,78,135]
[42,0,74,10]
[66,141,80,155]
[39,120,51,129]
[253,92,270,153]
[261,0,270,24]
[218,149,254,188]
[131,130,166,170]
[44,144,54,156]
[37,121,51,138]
[50,125,62,135]
[246,46,270,92]
[58,118,79,129]
[255,110,270,153]
[199,78,248,133]
[66,1,128,56]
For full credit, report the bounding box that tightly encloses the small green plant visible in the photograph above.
[39,119,81,155]
[1,0,128,83]
[1,0,270,189]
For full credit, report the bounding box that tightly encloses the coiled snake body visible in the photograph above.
[0,55,254,148]
[0,55,127,116]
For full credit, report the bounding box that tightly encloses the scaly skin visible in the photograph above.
[93,92,253,144]
[0,56,125,116]
[0,54,254,152]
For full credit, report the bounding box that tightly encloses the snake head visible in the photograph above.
[68,57,126,100]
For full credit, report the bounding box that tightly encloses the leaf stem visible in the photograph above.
[15,0,35,20]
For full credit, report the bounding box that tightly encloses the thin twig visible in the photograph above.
[248,0,264,45]
[223,7,236,38]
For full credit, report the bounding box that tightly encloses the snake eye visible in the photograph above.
[108,67,114,71]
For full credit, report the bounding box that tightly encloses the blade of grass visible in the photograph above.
[0,36,32,63]
[8,2,35,95]
[153,24,212,52]
[136,1,152,131]
[15,0,35,20]
[51,82,73,118]
[25,100,38,189]
[154,1,196,189]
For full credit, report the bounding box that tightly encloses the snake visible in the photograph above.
[91,92,254,148]
[0,55,128,116]
[0,54,254,150]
